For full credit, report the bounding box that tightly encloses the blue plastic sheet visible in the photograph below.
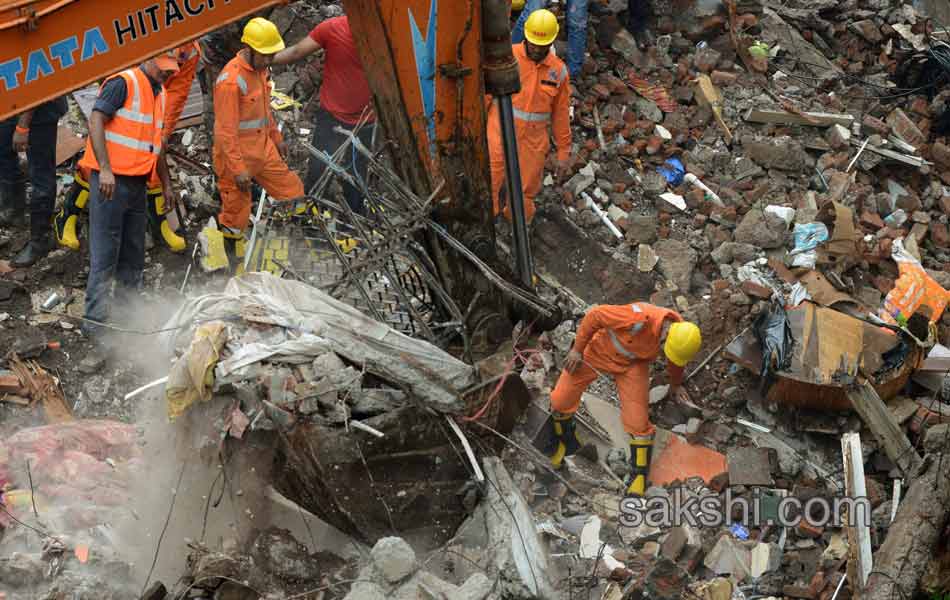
[657,158,686,186]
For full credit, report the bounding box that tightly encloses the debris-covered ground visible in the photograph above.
[3,0,950,599]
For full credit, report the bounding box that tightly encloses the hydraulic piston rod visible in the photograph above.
[482,0,534,290]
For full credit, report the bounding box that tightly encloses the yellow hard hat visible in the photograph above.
[664,322,702,367]
[512,0,526,9]
[524,9,559,46]
[242,18,286,55]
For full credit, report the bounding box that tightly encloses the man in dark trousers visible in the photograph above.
[274,14,375,214]
[0,97,68,267]
[78,55,178,344]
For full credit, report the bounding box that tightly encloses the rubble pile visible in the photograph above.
[542,0,950,355]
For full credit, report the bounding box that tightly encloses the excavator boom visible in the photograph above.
[0,0,282,120]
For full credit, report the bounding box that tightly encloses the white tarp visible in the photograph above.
[160,272,475,413]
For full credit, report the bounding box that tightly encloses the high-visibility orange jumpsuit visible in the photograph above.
[162,41,201,139]
[147,41,199,193]
[551,303,684,437]
[487,43,571,223]
[213,51,303,231]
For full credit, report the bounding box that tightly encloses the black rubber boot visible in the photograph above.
[0,182,25,227]
[12,213,54,267]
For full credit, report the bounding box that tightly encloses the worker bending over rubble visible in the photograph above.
[489,9,572,224]
[274,14,375,214]
[79,55,179,343]
[0,96,67,267]
[546,302,701,498]
[210,18,303,267]
[54,42,200,254]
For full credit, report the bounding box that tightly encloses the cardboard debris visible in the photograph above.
[725,302,917,410]
[798,270,861,309]
[55,126,86,166]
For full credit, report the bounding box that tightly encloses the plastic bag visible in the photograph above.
[879,238,950,328]
[753,300,793,394]
[789,222,829,268]
[656,158,685,186]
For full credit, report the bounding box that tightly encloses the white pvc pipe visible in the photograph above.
[581,192,623,239]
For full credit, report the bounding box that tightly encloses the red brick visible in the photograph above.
[604,74,628,95]
[862,114,889,136]
[931,142,950,171]
[710,70,738,86]
[646,136,663,155]
[685,188,706,209]
[859,211,885,230]
[712,279,731,293]
[808,571,828,599]
[940,196,950,215]
[0,373,23,394]
[741,280,773,299]
[910,97,931,117]
[887,108,925,147]
[592,83,611,100]
[931,222,950,248]
[562,189,575,207]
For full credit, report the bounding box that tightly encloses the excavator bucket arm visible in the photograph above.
[0,0,281,120]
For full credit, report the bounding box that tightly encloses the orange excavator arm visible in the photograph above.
[0,0,285,120]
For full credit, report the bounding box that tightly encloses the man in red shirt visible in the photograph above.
[274,15,375,214]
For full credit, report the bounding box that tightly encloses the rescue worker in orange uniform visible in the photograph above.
[79,55,178,344]
[488,9,572,223]
[211,18,303,267]
[53,42,200,254]
[546,302,702,497]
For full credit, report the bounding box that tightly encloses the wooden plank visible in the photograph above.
[696,75,733,144]
[847,382,922,477]
[745,108,855,127]
[861,143,930,168]
[841,432,873,595]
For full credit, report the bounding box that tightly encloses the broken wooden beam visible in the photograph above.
[866,448,950,600]
[696,75,733,144]
[840,432,873,593]
[847,382,922,477]
[744,108,855,128]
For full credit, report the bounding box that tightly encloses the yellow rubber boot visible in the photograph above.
[548,413,582,469]
[625,433,655,497]
[54,172,88,251]
[147,186,186,253]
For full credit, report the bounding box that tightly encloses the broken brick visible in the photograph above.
[592,83,611,100]
[710,70,738,86]
[931,142,950,171]
[931,223,950,248]
[740,280,773,299]
[862,115,889,137]
[0,372,23,394]
[887,108,925,147]
[940,196,950,216]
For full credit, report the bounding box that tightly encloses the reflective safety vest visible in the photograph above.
[79,68,165,177]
